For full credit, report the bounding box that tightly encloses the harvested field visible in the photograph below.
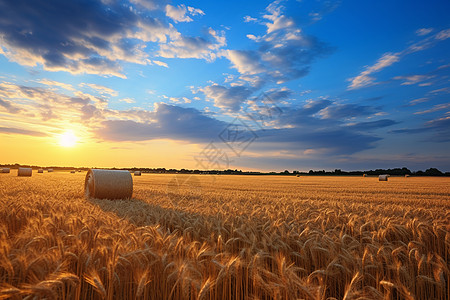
[0,172,449,299]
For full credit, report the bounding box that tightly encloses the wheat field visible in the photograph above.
[0,171,449,299]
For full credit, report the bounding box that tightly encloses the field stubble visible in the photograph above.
[0,172,449,299]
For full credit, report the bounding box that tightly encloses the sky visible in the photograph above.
[0,0,449,172]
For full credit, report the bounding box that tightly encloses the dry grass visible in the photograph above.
[0,171,449,299]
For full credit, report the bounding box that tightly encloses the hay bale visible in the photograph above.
[405,174,410,178]
[48,169,54,172]
[363,174,367,177]
[134,171,141,176]
[1,168,10,173]
[379,174,389,181]
[18,167,32,177]
[85,169,133,200]
[38,169,44,173]
[70,170,76,173]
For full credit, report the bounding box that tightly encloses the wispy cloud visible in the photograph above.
[348,28,450,89]
[79,83,118,97]
[415,28,433,36]
[393,75,435,85]
[348,53,399,89]
[0,126,47,137]
[414,103,450,115]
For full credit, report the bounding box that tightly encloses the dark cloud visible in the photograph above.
[255,127,380,155]
[390,115,450,143]
[0,0,175,76]
[96,103,228,142]
[0,126,46,137]
[0,98,22,113]
[347,119,399,130]
[319,104,379,119]
[96,100,384,156]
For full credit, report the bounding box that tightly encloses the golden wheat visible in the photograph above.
[0,172,449,299]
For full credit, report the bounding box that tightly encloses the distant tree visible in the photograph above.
[424,168,443,176]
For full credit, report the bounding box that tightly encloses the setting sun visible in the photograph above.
[59,131,77,147]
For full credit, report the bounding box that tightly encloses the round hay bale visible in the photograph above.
[38,169,44,173]
[70,170,76,173]
[363,174,367,177]
[18,167,32,177]
[47,169,54,172]
[134,171,141,176]
[1,168,10,173]
[405,174,410,178]
[85,169,133,200]
[379,174,389,181]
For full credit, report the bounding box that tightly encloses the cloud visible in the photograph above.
[416,28,433,36]
[96,103,227,142]
[165,4,192,23]
[158,29,226,61]
[79,83,119,97]
[244,16,258,23]
[119,98,136,104]
[129,0,167,11]
[0,0,219,76]
[346,119,398,130]
[391,114,450,143]
[226,1,331,85]
[0,98,22,113]
[255,127,381,155]
[0,81,106,123]
[435,29,450,40]
[319,103,379,119]
[264,87,292,101]
[348,28,450,89]
[201,84,253,112]
[37,79,74,91]
[414,103,450,115]
[226,50,266,75]
[348,53,400,89]
[393,75,434,85]
[0,126,47,137]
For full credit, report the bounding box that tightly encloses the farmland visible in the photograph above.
[0,172,449,299]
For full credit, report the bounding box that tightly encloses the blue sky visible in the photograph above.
[0,0,449,171]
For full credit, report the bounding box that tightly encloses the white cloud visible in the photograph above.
[159,29,226,61]
[153,60,169,68]
[348,53,400,89]
[226,50,266,75]
[348,28,450,90]
[165,4,203,23]
[244,16,258,23]
[79,83,119,97]
[165,4,192,23]
[415,28,433,36]
[187,6,205,16]
[393,75,435,85]
[435,29,450,40]
[119,98,136,104]
[38,79,74,91]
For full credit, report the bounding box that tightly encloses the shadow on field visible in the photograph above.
[88,196,227,239]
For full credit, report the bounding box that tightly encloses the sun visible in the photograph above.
[59,131,77,147]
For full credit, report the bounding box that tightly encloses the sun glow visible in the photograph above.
[59,131,77,147]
